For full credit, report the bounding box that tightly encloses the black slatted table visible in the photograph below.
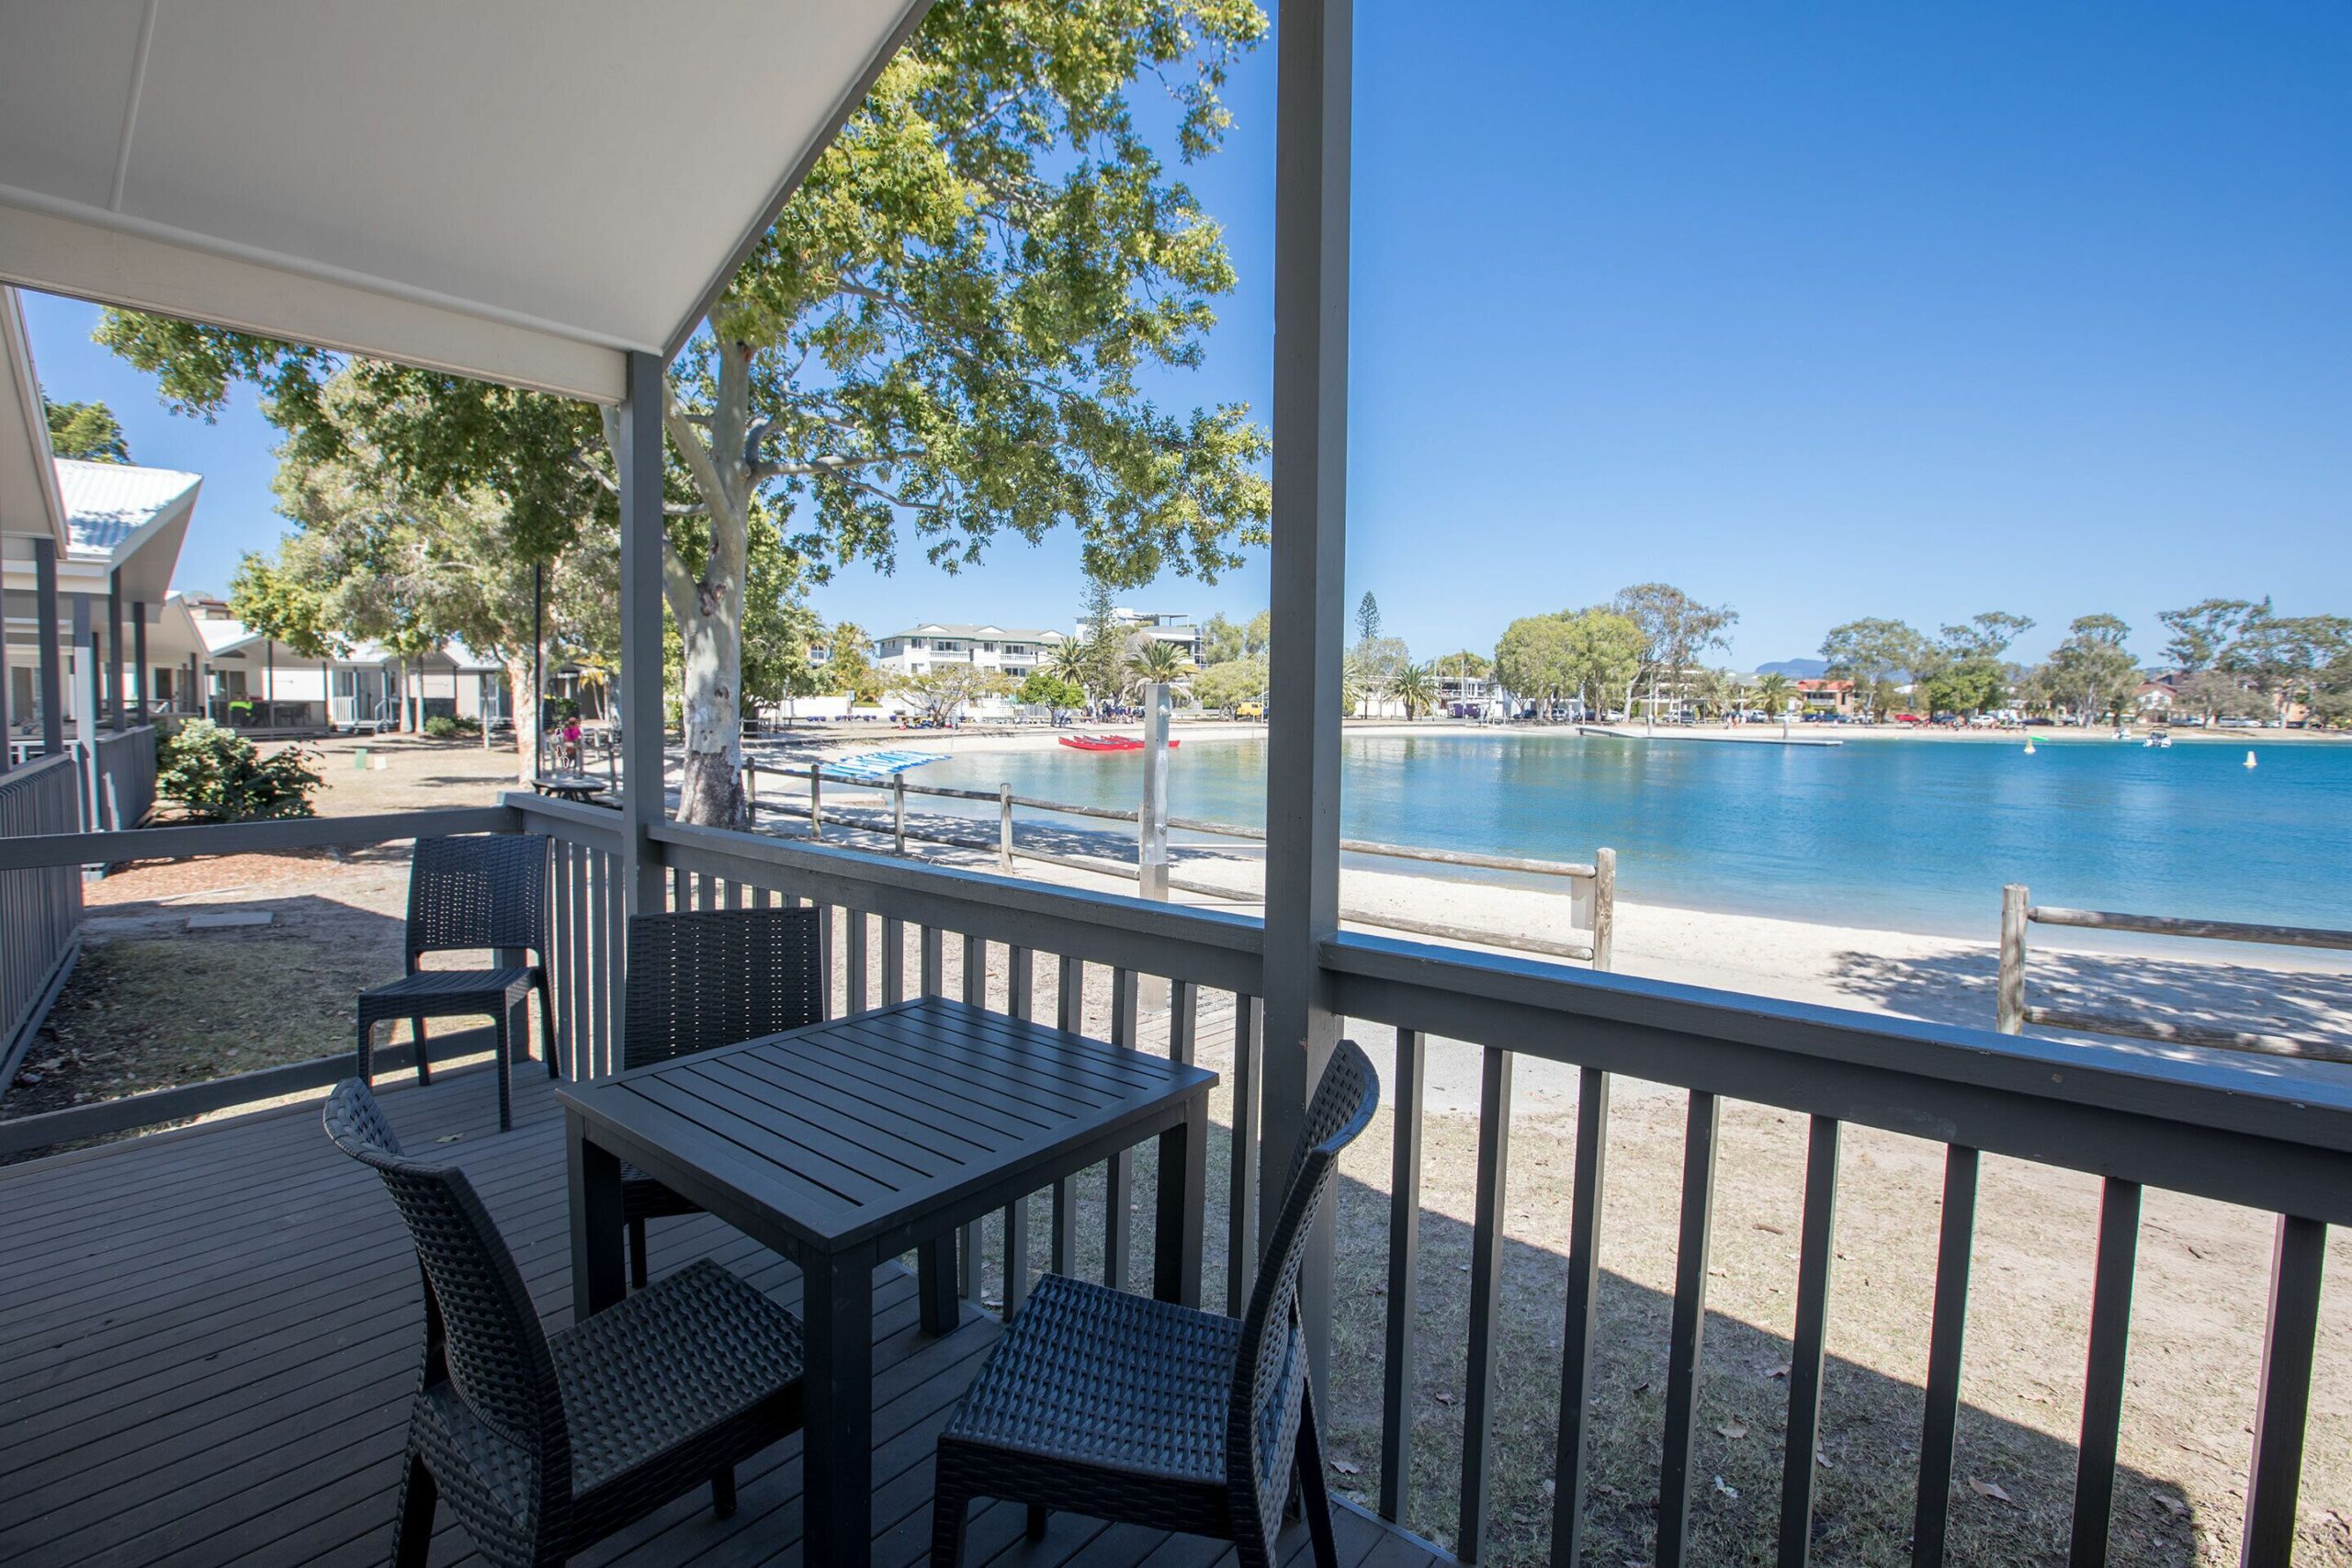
[557,995,1216,1568]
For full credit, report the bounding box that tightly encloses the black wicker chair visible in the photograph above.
[619,907,825,1288]
[928,1038,1379,1568]
[356,833,555,1132]
[324,1078,805,1568]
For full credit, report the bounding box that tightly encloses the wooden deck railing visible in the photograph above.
[0,754,84,1093]
[0,800,2346,1564]
[87,723,157,832]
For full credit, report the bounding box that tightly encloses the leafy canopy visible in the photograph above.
[43,397,130,462]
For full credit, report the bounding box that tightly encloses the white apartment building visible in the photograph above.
[1071,608,1202,663]
[871,623,1068,679]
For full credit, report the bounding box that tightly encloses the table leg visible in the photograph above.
[918,1233,958,1335]
[567,1113,626,1322]
[803,1252,876,1568]
[1154,1096,1208,1307]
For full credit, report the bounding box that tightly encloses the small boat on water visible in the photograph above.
[2143,729,2172,749]
[1058,734,1182,752]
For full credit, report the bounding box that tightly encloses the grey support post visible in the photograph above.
[616,349,670,928]
[73,594,96,827]
[1137,682,1170,899]
[35,538,62,756]
[107,570,125,731]
[1261,0,1352,1404]
[132,603,148,723]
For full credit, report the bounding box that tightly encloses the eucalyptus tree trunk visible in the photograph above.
[503,658,539,785]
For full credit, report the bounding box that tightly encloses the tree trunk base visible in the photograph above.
[677,748,749,829]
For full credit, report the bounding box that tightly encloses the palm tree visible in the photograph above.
[1048,639,1095,711]
[1125,637,1196,694]
[1391,661,1438,721]
[1755,672,1793,737]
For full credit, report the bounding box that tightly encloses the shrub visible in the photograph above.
[158,719,323,823]
[421,715,481,738]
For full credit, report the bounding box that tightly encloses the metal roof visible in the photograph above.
[879,623,1069,644]
[0,1,933,402]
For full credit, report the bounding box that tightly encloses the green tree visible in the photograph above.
[1018,671,1087,721]
[824,622,888,705]
[2041,615,2141,725]
[1242,610,1272,657]
[42,397,130,462]
[1611,582,1737,726]
[1819,618,1928,719]
[2157,598,2257,676]
[894,666,1012,727]
[1125,636,1196,694]
[1936,611,2035,662]
[1355,592,1382,648]
[1078,572,1128,711]
[1192,656,1267,715]
[1435,649,1492,682]
[1391,661,1438,719]
[1753,672,1793,719]
[1917,659,2008,717]
[96,0,1273,828]
[1197,612,1252,665]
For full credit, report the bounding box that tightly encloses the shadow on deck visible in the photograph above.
[0,1068,1439,1568]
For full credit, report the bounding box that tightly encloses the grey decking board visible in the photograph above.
[0,1065,1432,1568]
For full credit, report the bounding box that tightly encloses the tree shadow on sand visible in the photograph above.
[1826,943,2352,1054]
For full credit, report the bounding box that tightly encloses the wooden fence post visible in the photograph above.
[808,768,822,841]
[1590,847,1616,971]
[1998,884,2029,1033]
[998,783,1013,874]
[893,773,907,855]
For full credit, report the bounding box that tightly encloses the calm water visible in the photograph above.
[923,733,2352,940]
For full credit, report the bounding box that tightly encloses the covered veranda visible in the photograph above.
[1,5,2346,1568]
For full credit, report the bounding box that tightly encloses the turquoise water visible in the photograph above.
[923,733,2352,940]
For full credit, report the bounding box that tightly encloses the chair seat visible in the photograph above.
[358,965,536,1020]
[550,1258,805,1496]
[943,1272,1239,1482]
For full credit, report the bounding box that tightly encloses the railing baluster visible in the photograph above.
[882,918,905,1002]
[1169,978,1197,1066]
[1380,1027,1425,1524]
[960,934,989,1301]
[809,902,831,1016]
[1003,945,1035,1317]
[1054,955,1085,1275]
[1657,1089,1723,1568]
[1550,1066,1612,1568]
[1911,1145,1981,1568]
[1777,1115,1843,1568]
[920,925,944,997]
[1105,966,1138,1292]
[2241,1213,2327,1566]
[2068,1177,2142,1567]
[670,865,686,913]
[569,844,591,1079]
[1227,992,1262,1314]
[589,847,612,1076]
[550,842,574,1078]
[846,909,868,1014]
[1458,1044,1515,1562]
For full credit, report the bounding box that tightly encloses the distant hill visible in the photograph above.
[1755,657,1829,679]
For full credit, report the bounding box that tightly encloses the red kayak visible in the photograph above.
[1057,735,1181,751]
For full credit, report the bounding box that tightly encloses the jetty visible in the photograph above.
[1576,724,1843,747]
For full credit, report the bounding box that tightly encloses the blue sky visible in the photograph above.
[21,2,2350,669]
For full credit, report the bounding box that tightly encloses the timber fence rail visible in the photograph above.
[743,759,1616,968]
[1997,882,2352,1063]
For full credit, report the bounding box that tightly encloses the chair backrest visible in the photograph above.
[322,1079,571,1521]
[404,833,549,964]
[1224,1039,1378,1533]
[622,908,826,1072]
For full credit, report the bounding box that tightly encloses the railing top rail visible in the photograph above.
[503,790,630,845]
[650,818,1264,993]
[0,750,81,797]
[0,805,522,872]
[2028,903,2352,953]
[1324,930,2352,1221]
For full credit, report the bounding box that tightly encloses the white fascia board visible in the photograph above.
[0,193,627,405]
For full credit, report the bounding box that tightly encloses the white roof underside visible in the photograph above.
[53,456,198,598]
[0,287,68,548]
[0,1,930,403]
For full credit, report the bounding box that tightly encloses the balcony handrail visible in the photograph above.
[0,805,520,874]
[1323,929,2352,1219]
